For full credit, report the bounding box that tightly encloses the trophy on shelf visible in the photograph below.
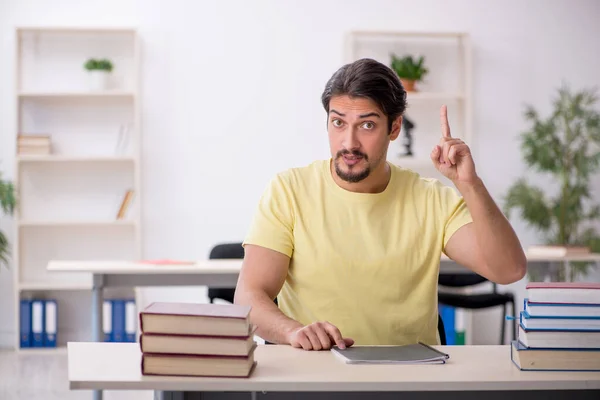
[399,115,415,157]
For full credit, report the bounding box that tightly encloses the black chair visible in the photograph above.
[437,313,447,345]
[438,273,516,344]
[207,242,244,304]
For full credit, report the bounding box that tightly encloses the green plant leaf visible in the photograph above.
[503,178,553,231]
[390,53,428,81]
[505,84,600,280]
[0,230,9,269]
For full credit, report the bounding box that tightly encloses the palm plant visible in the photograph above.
[503,84,600,281]
[0,168,16,270]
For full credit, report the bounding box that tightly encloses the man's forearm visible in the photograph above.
[456,178,527,284]
[234,289,303,344]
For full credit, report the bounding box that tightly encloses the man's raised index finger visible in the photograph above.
[440,105,452,138]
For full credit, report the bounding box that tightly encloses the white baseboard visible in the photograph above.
[0,331,14,349]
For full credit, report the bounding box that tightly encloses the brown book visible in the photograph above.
[139,302,252,337]
[116,190,134,219]
[139,328,257,356]
[141,344,257,378]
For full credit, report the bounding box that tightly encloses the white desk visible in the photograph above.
[49,255,600,400]
[68,342,600,399]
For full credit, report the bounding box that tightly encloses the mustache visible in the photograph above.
[336,149,368,160]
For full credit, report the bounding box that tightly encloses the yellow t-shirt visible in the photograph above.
[243,159,472,345]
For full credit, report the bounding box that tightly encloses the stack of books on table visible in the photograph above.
[139,302,257,377]
[511,282,600,371]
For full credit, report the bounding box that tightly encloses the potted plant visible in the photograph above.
[0,168,16,270]
[390,54,429,92]
[84,58,113,91]
[503,84,600,282]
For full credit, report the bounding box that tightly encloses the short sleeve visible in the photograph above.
[438,184,473,252]
[242,174,295,258]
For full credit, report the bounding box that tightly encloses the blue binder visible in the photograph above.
[44,299,57,347]
[19,299,32,348]
[439,304,456,345]
[103,300,113,342]
[31,300,45,347]
[124,298,137,342]
[111,299,125,342]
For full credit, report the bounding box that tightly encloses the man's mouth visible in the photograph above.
[342,154,363,166]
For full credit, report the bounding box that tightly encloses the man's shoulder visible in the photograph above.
[271,159,328,187]
[390,163,462,206]
[391,163,444,192]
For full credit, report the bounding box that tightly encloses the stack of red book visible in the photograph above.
[139,302,257,378]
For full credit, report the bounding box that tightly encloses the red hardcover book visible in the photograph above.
[139,302,252,337]
[526,282,600,305]
[141,343,258,378]
[139,326,257,357]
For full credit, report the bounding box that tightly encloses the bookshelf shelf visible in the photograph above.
[18,220,136,227]
[19,281,92,291]
[19,91,135,99]
[17,155,136,163]
[13,26,142,351]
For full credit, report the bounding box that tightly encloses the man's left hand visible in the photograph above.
[430,105,478,186]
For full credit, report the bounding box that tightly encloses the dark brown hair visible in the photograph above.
[321,58,408,132]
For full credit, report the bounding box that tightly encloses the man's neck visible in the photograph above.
[330,160,391,194]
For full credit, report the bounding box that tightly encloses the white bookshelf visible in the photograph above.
[345,30,475,344]
[12,27,142,351]
[345,30,473,188]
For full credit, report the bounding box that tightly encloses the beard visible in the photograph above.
[334,149,371,183]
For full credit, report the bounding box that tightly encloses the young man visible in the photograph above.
[234,58,526,351]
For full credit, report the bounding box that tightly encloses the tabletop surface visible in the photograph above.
[67,342,600,392]
[48,252,600,275]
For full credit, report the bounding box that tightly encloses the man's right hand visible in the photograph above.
[286,321,354,351]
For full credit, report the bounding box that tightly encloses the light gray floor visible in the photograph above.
[0,348,153,400]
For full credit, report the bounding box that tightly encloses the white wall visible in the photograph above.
[1,0,599,347]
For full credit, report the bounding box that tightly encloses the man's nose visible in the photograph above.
[341,126,360,150]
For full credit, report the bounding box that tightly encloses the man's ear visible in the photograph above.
[389,116,402,140]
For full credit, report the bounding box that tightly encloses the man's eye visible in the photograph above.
[362,122,374,129]
[332,119,343,127]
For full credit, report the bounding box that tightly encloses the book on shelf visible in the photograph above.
[116,189,134,219]
[511,282,600,371]
[527,245,590,257]
[139,301,257,378]
[17,134,51,155]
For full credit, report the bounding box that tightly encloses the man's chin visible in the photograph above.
[334,161,370,183]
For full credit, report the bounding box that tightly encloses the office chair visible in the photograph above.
[207,242,244,304]
[437,313,447,345]
[438,273,516,344]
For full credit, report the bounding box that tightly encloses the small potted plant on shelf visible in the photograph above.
[390,54,428,92]
[84,58,113,91]
[0,167,16,271]
[503,84,600,282]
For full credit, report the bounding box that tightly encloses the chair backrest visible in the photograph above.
[209,242,244,259]
[438,273,487,287]
[437,313,447,345]
[207,242,244,303]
